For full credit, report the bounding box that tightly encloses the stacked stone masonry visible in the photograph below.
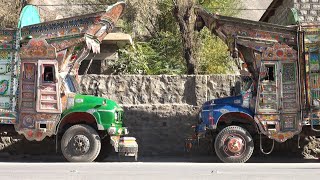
[268,0,320,24]
[80,75,239,155]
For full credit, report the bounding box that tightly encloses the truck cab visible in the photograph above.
[192,7,306,163]
[197,77,255,132]
[0,2,138,162]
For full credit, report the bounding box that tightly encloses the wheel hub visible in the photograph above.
[227,136,244,153]
[225,135,245,156]
[73,135,90,154]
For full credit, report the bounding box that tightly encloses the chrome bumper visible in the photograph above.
[110,136,138,160]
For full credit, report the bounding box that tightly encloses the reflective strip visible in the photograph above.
[97,109,115,113]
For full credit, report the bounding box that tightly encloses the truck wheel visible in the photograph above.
[214,126,254,163]
[61,124,101,162]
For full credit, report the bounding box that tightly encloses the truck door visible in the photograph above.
[37,60,61,113]
[257,60,300,134]
[18,38,62,141]
[279,61,299,131]
[20,62,37,114]
[257,61,279,113]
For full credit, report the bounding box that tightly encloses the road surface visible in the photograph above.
[0,158,320,180]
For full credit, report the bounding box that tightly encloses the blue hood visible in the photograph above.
[203,95,243,107]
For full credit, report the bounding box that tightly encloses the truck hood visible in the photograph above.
[203,95,243,108]
[74,94,120,109]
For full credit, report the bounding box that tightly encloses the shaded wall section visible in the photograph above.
[80,75,239,155]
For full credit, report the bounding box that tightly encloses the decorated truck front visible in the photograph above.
[0,2,138,162]
[190,7,320,163]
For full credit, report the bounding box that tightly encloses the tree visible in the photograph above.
[196,0,242,74]
[198,28,235,74]
[108,0,186,75]
[172,0,197,74]
[0,0,23,28]
[112,0,241,75]
[170,0,241,75]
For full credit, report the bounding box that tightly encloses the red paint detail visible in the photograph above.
[59,112,96,131]
[27,130,33,137]
[276,50,284,57]
[278,134,284,140]
[227,138,243,153]
[36,131,43,138]
[71,55,77,61]
[94,16,101,23]
[209,113,214,125]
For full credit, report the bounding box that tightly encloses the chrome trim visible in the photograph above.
[97,109,115,113]
[97,124,104,130]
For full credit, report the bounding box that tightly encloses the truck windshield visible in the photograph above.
[65,75,79,93]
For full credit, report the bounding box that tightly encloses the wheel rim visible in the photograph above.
[73,135,90,155]
[222,133,246,157]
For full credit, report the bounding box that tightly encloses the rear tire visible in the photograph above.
[61,124,101,162]
[214,126,254,163]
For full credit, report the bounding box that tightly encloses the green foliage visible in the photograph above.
[109,31,185,75]
[196,0,241,74]
[115,0,241,75]
[197,28,235,74]
[198,0,242,17]
[110,0,185,75]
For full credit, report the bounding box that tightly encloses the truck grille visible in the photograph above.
[116,111,123,122]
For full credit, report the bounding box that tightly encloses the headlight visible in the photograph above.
[198,111,203,124]
[67,97,74,109]
[108,127,116,135]
[114,112,118,120]
[117,128,122,135]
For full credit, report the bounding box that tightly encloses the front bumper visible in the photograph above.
[107,126,129,136]
[110,136,138,160]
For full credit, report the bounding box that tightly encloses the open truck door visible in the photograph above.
[18,38,61,141]
[256,45,300,142]
[36,60,61,113]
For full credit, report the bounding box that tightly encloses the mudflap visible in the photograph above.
[110,136,138,161]
[184,124,207,153]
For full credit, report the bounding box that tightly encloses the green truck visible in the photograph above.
[0,2,138,162]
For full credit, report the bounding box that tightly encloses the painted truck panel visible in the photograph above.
[190,7,320,162]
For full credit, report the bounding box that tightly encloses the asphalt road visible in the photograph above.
[0,154,319,180]
[1,161,320,180]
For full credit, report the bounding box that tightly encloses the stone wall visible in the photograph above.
[80,75,239,106]
[80,75,239,155]
[267,0,320,25]
[268,0,295,25]
[295,0,320,23]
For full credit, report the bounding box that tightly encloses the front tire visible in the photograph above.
[61,124,101,162]
[214,126,254,163]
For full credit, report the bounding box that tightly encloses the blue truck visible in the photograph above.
[191,7,320,163]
